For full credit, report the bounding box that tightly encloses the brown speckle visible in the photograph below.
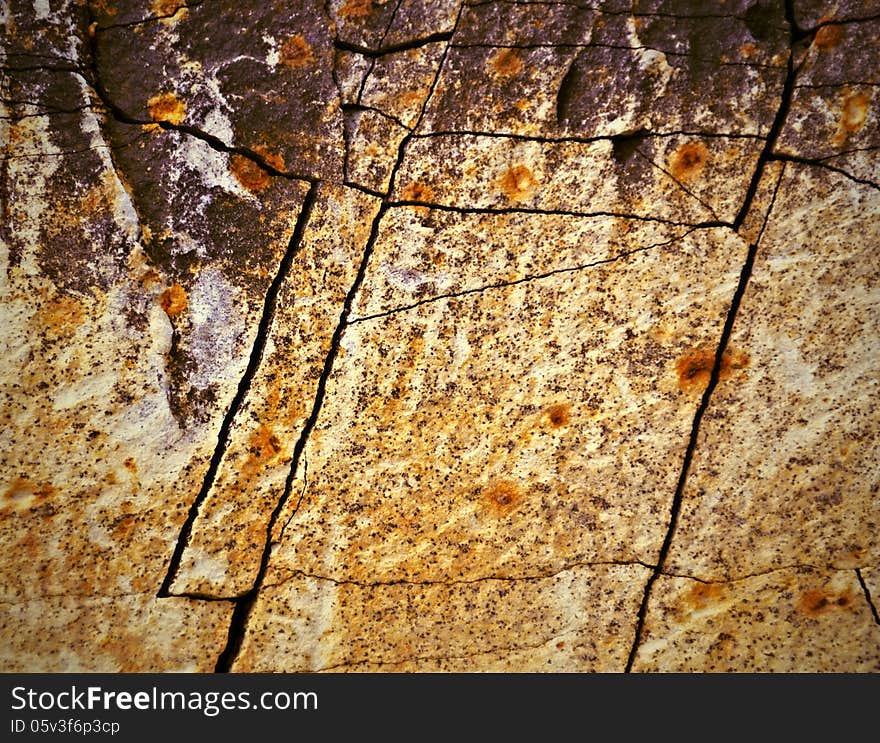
[675,346,750,393]
[484,480,522,515]
[159,284,188,318]
[147,92,186,125]
[280,34,314,69]
[668,141,709,181]
[684,581,727,610]
[498,164,536,202]
[798,589,853,616]
[489,48,523,78]
[250,424,283,460]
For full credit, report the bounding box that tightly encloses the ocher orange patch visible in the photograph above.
[833,91,870,147]
[813,19,842,50]
[400,181,435,202]
[684,582,727,610]
[280,34,314,68]
[675,346,750,393]
[339,0,373,20]
[545,403,570,428]
[249,424,283,461]
[231,154,271,192]
[2,478,57,514]
[489,48,523,78]
[484,480,523,516]
[147,92,186,125]
[798,589,854,617]
[498,164,536,202]
[159,284,187,318]
[35,295,85,336]
[152,0,180,15]
[668,141,709,181]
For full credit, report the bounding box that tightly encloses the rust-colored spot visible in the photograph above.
[2,478,56,513]
[147,92,186,125]
[250,424,283,460]
[813,20,842,50]
[545,403,570,428]
[498,164,536,202]
[740,42,757,58]
[339,0,373,20]
[684,581,727,610]
[400,181,435,202]
[35,295,85,336]
[675,346,750,393]
[668,141,709,181]
[123,457,137,472]
[231,154,270,192]
[93,0,117,17]
[798,589,853,617]
[484,480,522,515]
[280,34,314,68]
[489,48,523,78]
[152,0,180,15]
[833,90,870,147]
[159,284,187,318]
[555,641,565,649]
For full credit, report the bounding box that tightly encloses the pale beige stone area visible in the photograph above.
[632,568,880,672]
[269,228,749,584]
[0,594,232,672]
[234,563,648,672]
[393,133,764,223]
[666,165,880,580]
[170,186,381,598]
[345,110,409,193]
[861,568,880,610]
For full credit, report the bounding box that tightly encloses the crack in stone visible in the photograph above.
[661,562,878,586]
[212,4,467,672]
[623,7,800,668]
[158,181,321,599]
[312,624,589,672]
[334,31,454,58]
[342,102,411,132]
[89,0,211,31]
[354,0,407,105]
[769,153,880,191]
[413,129,766,143]
[261,559,655,592]
[856,569,880,625]
[349,225,710,323]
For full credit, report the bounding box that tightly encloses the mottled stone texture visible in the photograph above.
[1,0,878,672]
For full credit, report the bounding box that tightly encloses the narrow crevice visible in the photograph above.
[633,148,721,222]
[387,200,726,227]
[624,38,793,665]
[157,181,321,598]
[413,128,765,145]
[214,4,465,672]
[88,0,210,32]
[342,180,387,198]
[659,561,852,585]
[82,8,318,184]
[341,101,411,131]
[334,30,454,59]
[2,63,86,73]
[769,152,880,190]
[263,559,656,592]
[350,227,704,324]
[354,0,406,105]
[856,569,880,625]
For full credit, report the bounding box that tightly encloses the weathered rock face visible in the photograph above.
[1,0,878,672]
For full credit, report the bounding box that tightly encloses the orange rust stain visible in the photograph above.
[230,154,272,192]
[684,581,727,610]
[123,457,137,472]
[147,92,186,125]
[2,478,57,513]
[740,42,757,58]
[675,346,750,393]
[35,295,85,336]
[833,91,870,147]
[280,34,315,68]
[249,424,283,462]
[400,181,435,202]
[159,284,187,318]
[555,641,565,649]
[152,0,180,15]
[111,514,137,539]
[489,48,523,78]
[545,403,570,429]
[813,19,842,50]
[483,479,523,516]
[798,589,854,617]
[668,141,709,181]
[498,164,536,202]
[339,0,373,20]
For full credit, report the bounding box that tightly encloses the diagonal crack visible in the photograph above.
[856,569,880,625]
[769,153,880,191]
[623,6,800,666]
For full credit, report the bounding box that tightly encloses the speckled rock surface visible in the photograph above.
[2,0,878,673]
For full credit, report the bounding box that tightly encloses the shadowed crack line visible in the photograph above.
[262,559,655,592]
[769,153,880,191]
[659,562,869,586]
[856,569,880,625]
[623,25,796,666]
[90,0,210,31]
[342,101,411,132]
[354,0,406,105]
[157,181,321,598]
[387,200,727,227]
[334,31,454,58]
[413,128,765,144]
[213,4,466,671]
[350,226,708,323]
